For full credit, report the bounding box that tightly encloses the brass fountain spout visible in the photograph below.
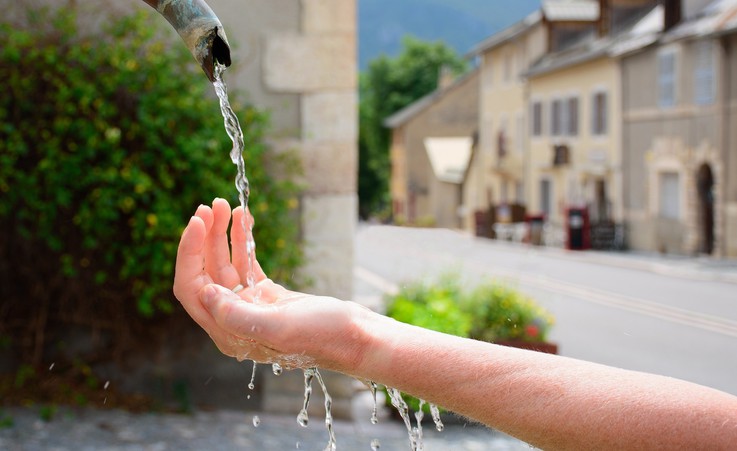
[142,0,231,81]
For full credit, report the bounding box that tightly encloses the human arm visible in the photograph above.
[174,200,737,450]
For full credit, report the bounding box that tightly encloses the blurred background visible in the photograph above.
[1,0,736,449]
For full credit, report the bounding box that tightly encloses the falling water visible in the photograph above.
[429,403,444,432]
[369,381,379,425]
[297,368,316,427]
[314,369,337,451]
[386,388,422,451]
[212,62,258,294]
[248,361,257,390]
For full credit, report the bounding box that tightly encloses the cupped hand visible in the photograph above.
[173,199,370,371]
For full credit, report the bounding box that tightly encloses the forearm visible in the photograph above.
[349,309,737,450]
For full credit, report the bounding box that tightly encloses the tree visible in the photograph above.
[0,7,303,369]
[358,36,467,219]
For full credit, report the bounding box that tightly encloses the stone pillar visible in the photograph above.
[253,0,358,419]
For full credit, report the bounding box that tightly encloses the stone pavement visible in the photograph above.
[0,402,531,451]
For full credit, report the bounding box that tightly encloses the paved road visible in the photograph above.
[0,405,528,451]
[354,224,737,396]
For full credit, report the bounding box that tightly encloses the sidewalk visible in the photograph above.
[0,403,530,451]
[464,233,737,285]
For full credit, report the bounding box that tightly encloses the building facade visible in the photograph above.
[385,70,480,229]
[621,0,737,256]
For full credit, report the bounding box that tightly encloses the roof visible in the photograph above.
[528,3,662,77]
[423,137,474,184]
[665,0,737,40]
[466,10,542,57]
[383,68,479,129]
[542,0,599,22]
[608,0,737,58]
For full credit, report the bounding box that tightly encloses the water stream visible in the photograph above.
[212,63,258,294]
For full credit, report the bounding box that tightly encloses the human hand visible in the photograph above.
[173,199,372,371]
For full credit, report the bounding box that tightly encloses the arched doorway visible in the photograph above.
[696,163,715,254]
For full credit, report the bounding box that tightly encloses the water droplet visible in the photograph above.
[272,363,283,375]
[297,410,309,427]
[249,361,257,390]
[247,395,251,400]
[248,382,255,390]
[48,363,55,371]
[103,397,107,404]
[252,416,260,427]
[371,439,381,450]
[104,381,110,390]
[296,442,300,449]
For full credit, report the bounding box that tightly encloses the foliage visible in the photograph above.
[385,274,472,338]
[0,7,302,366]
[463,283,555,343]
[386,273,554,343]
[358,36,468,219]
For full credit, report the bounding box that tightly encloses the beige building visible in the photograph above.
[385,69,480,229]
[465,11,546,236]
[523,0,659,249]
[619,0,737,256]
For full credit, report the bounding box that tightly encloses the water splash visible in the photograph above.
[252,415,261,427]
[297,368,316,427]
[314,369,337,451]
[212,62,258,297]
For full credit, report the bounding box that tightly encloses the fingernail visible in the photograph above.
[200,285,219,307]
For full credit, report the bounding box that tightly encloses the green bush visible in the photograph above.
[463,283,555,343]
[386,274,554,343]
[385,274,472,338]
[0,7,302,364]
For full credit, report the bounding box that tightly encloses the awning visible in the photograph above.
[423,137,473,184]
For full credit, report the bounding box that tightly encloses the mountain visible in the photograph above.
[359,0,541,70]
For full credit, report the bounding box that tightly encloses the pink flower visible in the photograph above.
[525,324,540,339]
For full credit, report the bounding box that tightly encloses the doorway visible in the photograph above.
[696,163,715,254]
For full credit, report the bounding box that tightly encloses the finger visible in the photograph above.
[195,204,214,234]
[174,216,217,331]
[205,198,240,289]
[231,206,267,285]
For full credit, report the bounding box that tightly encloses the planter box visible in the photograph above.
[496,340,558,354]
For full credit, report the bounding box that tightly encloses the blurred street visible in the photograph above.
[354,224,737,396]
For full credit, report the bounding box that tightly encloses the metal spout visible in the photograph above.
[142,0,231,81]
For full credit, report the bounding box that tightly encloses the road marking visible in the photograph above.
[354,265,737,339]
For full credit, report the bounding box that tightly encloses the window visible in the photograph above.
[592,91,608,135]
[551,99,562,136]
[694,41,715,105]
[567,97,579,136]
[531,101,543,136]
[552,97,578,137]
[540,179,553,216]
[659,172,680,219]
[658,50,677,108]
